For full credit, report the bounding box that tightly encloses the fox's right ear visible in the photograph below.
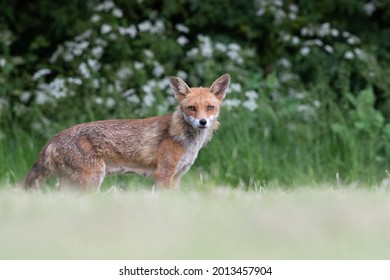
[169,77,192,102]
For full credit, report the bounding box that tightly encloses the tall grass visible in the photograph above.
[1,96,389,190]
[195,93,390,188]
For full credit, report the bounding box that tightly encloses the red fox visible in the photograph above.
[23,74,230,191]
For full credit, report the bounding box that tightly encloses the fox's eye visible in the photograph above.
[187,106,196,112]
[207,105,215,111]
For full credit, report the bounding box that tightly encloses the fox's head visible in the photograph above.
[169,74,230,129]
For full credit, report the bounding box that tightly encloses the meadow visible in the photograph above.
[1,184,390,260]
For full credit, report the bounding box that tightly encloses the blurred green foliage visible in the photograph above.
[0,0,389,187]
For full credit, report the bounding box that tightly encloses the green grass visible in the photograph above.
[1,184,390,260]
[2,115,389,190]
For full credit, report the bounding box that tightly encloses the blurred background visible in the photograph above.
[0,0,390,189]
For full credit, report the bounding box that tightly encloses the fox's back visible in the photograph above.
[49,116,171,166]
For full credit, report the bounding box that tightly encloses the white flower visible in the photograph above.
[230,83,242,92]
[317,22,330,37]
[144,50,154,59]
[49,78,67,99]
[87,59,100,71]
[75,30,92,42]
[116,67,133,80]
[215,42,227,52]
[227,50,239,61]
[176,70,188,80]
[119,25,137,38]
[20,91,31,102]
[79,62,90,78]
[245,90,258,99]
[122,88,135,97]
[281,32,291,42]
[289,4,299,13]
[344,51,354,60]
[274,10,286,25]
[152,62,165,77]
[67,77,82,85]
[277,58,291,68]
[223,98,241,110]
[106,97,116,108]
[134,61,144,70]
[313,39,323,47]
[32,69,51,81]
[126,94,140,104]
[364,2,376,16]
[91,46,103,58]
[288,13,297,21]
[228,43,241,51]
[177,36,189,46]
[291,36,300,45]
[91,14,101,23]
[92,79,100,89]
[35,91,49,105]
[198,35,213,58]
[142,84,153,95]
[95,97,103,105]
[342,31,351,38]
[151,20,165,34]
[297,104,316,120]
[101,24,112,34]
[50,46,63,63]
[279,72,299,83]
[300,47,310,56]
[331,28,339,37]
[300,27,311,37]
[347,36,360,45]
[138,20,152,32]
[124,89,138,100]
[143,92,155,107]
[274,0,283,7]
[95,38,108,47]
[95,0,115,12]
[186,48,199,57]
[175,23,189,33]
[256,7,265,16]
[324,45,334,54]
[112,8,123,18]
[243,99,258,111]
[0,58,6,67]
[354,48,365,59]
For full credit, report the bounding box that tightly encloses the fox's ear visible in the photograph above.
[209,74,230,101]
[169,76,192,101]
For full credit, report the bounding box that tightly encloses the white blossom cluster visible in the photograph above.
[11,0,381,128]
[255,0,299,25]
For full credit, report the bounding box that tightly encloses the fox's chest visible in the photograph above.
[175,130,210,175]
[175,148,200,176]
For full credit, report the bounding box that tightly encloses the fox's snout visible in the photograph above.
[199,119,207,127]
[184,114,217,129]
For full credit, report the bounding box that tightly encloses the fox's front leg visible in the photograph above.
[154,158,183,189]
[153,167,178,189]
[154,140,185,189]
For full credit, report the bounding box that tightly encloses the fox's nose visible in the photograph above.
[199,119,207,126]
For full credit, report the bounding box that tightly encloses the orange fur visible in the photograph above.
[23,74,230,192]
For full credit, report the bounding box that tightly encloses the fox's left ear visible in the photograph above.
[209,74,230,101]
